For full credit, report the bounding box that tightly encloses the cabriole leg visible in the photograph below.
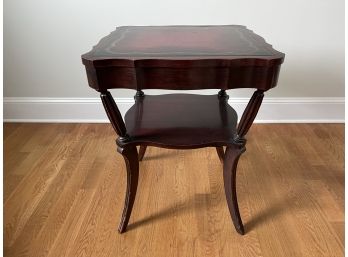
[117,145,139,233]
[223,145,245,235]
[138,145,147,161]
[216,146,224,163]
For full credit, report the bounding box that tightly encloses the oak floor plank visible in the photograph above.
[4,123,21,140]
[4,125,91,256]
[27,131,112,257]
[4,123,344,257]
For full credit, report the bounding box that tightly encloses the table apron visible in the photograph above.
[85,65,281,92]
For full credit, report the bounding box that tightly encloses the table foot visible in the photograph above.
[223,145,245,235]
[117,146,139,233]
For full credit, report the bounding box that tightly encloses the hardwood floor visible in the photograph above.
[4,123,344,257]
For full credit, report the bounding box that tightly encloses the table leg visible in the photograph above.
[138,145,147,161]
[216,146,225,163]
[223,145,245,235]
[117,145,139,233]
[222,89,264,235]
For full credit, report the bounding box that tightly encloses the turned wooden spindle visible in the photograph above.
[100,91,128,140]
[237,90,264,138]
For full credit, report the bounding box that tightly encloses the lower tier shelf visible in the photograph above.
[124,93,238,148]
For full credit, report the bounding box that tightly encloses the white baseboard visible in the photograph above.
[3,97,344,123]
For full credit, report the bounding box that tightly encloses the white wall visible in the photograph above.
[4,0,344,99]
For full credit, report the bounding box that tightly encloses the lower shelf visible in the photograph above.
[124,94,238,148]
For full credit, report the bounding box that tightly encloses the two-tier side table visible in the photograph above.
[82,25,285,235]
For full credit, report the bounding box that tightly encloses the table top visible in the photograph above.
[82,25,284,91]
[82,25,284,68]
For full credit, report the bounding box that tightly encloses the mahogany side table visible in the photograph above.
[82,25,285,235]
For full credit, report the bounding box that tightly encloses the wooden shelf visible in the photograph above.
[124,93,238,148]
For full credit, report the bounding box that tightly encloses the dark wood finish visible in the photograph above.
[82,26,284,92]
[138,146,147,161]
[216,147,225,163]
[117,145,139,233]
[122,94,237,149]
[237,90,264,138]
[218,89,228,99]
[135,90,145,98]
[100,91,128,139]
[82,25,285,235]
[223,145,246,235]
[82,26,284,65]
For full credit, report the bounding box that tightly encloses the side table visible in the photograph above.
[82,25,285,235]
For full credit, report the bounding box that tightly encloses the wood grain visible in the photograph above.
[4,123,344,257]
[123,93,238,148]
[82,25,284,92]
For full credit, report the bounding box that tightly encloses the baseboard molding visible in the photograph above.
[3,97,344,123]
